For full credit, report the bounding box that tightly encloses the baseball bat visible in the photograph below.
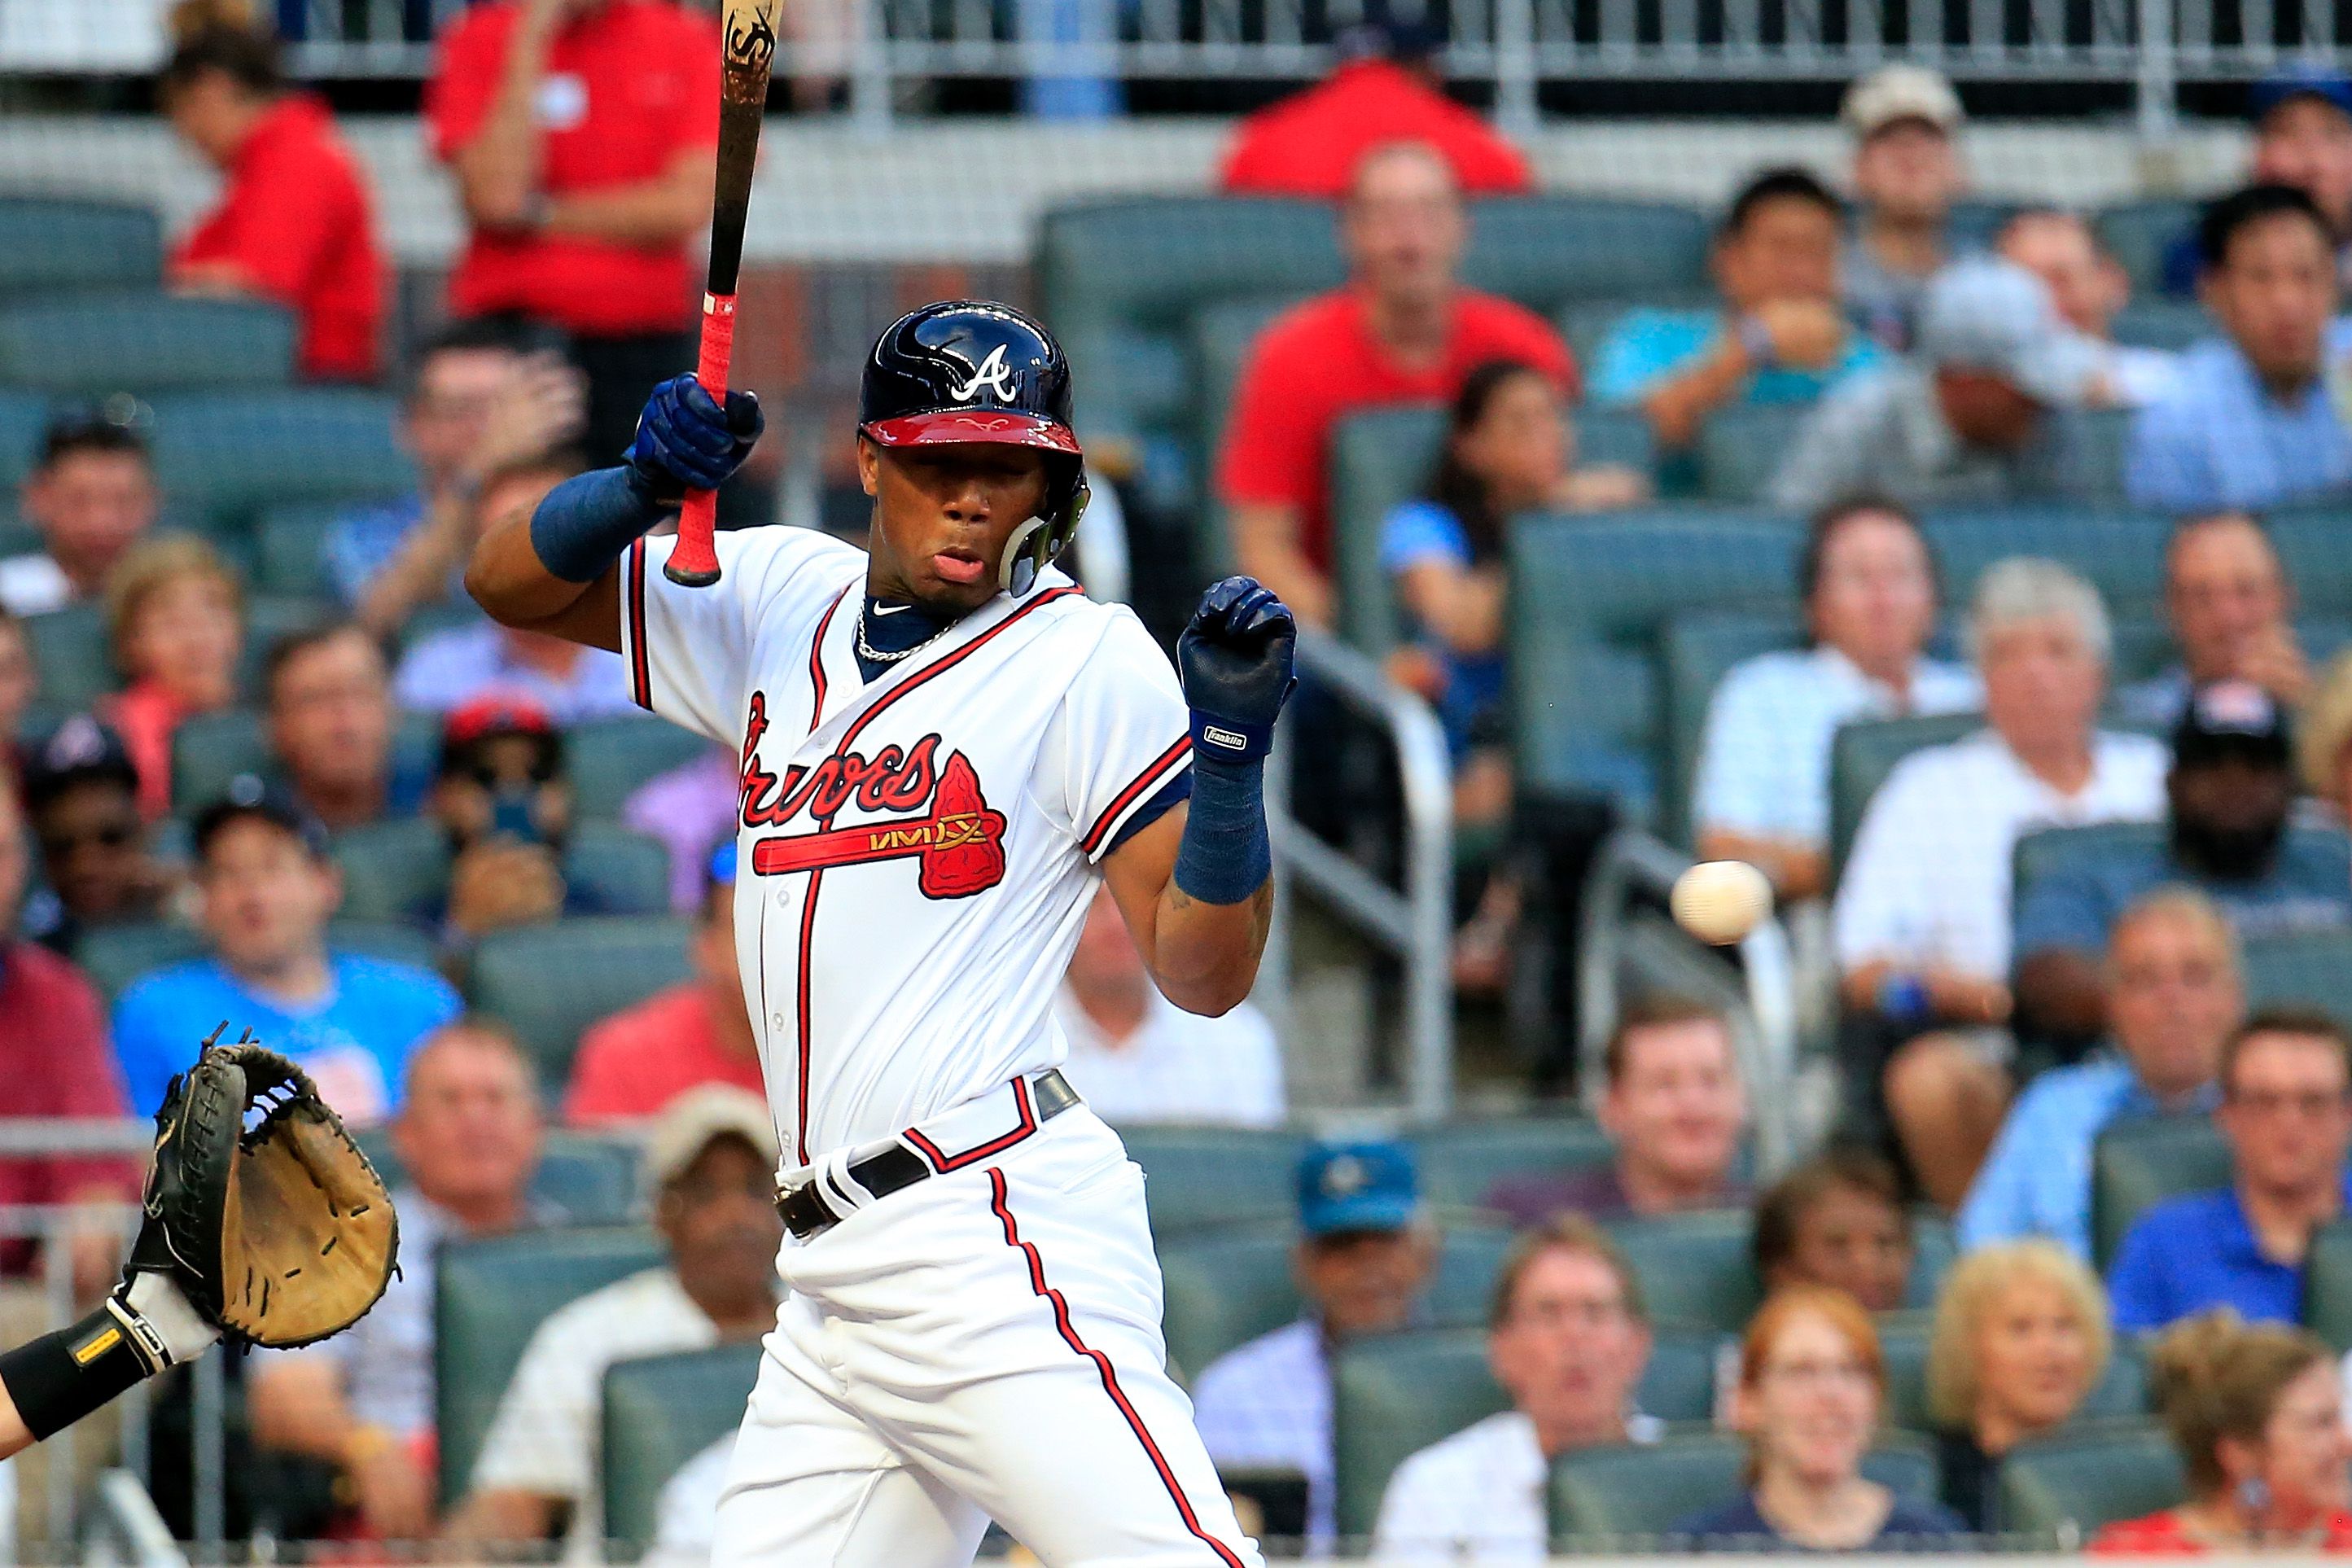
[665,0,780,589]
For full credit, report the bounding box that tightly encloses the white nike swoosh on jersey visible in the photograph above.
[872,602,911,615]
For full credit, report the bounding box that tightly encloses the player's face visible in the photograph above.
[861,440,1053,612]
[268,631,392,797]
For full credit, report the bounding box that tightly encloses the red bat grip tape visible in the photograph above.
[664,291,738,587]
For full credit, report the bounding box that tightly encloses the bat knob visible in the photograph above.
[663,558,723,589]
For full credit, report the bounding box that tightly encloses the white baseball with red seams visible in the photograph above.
[617,523,1264,1568]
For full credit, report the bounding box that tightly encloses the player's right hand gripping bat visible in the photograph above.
[666,0,780,589]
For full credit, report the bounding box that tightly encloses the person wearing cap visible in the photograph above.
[564,841,765,1124]
[1189,1140,1436,1552]
[263,621,427,834]
[109,784,461,1121]
[2129,185,2352,514]
[19,716,173,961]
[1960,888,2239,1261]
[424,692,618,939]
[1373,1216,1660,1563]
[1834,558,2166,1211]
[2119,513,2310,731]
[0,413,157,620]
[445,1085,783,1552]
[2013,680,2352,1048]
[1592,166,1887,460]
[248,1020,556,1541]
[1768,256,2105,518]
[1996,208,2183,408]
[1216,16,1532,200]
[1840,65,1969,351]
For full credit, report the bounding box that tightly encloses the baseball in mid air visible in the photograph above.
[1671,860,1773,946]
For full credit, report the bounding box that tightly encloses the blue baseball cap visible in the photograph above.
[2251,64,2352,124]
[1297,1140,1418,1236]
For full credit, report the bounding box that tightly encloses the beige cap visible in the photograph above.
[643,1085,782,1190]
[1842,64,1964,138]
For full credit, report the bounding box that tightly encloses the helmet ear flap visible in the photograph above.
[999,464,1090,598]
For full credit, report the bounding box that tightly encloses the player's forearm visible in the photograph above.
[1150,878,1273,1014]
[466,467,645,649]
[0,1386,28,1461]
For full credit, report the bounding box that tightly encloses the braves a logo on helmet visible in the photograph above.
[738,692,1007,899]
[946,343,1021,405]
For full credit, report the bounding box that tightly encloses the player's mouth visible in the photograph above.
[933,547,987,585]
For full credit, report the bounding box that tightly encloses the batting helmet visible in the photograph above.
[859,300,1088,598]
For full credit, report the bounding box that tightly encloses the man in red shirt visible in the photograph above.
[1220,20,1532,199]
[427,0,720,460]
[161,23,387,383]
[563,842,762,1123]
[1217,140,1575,625]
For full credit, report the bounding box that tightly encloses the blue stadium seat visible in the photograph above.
[1329,404,1443,657]
[355,1126,641,1225]
[1412,1115,1614,1212]
[170,706,439,815]
[1919,505,2172,615]
[24,601,112,708]
[0,292,294,396]
[2303,1220,2352,1351]
[2111,300,2210,350]
[0,198,164,298]
[0,390,51,491]
[2240,926,2352,1027]
[147,389,414,534]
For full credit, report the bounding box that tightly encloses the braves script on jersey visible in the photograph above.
[618,523,1190,1164]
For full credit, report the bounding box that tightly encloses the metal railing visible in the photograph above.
[88,1471,188,1568]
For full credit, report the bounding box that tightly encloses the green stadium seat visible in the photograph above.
[0,198,164,297]
[1329,404,1443,658]
[1696,403,1812,504]
[1605,1209,1759,1334]
[2302,1220,2352,1351]
[239,594,335,690]
[354,1126,642,1224]
[2094,199,2197,295]
[1461,198,1711,309]
[2240,926,2352,1028]
[1658,605,1803,848]
[253,499,399,598]
[2111,300,2210,350]
[435,1225,664,1504]
[172,707,439,816]
[1549,1430,1939,1545]
[1920,504,2171,612]
[1996,1421,2183,1544]
[1907,1212,1960,1308]
[602,1342,761,1552]
[0,292,293,397]
[1113,1123,1306,1237]
[466,915,695,1087]
[1580,406,1658,475]
[331,817,669,926]
[2090,1115,2232,1268]
[74,917,439,1003]
[1826,711,1982,890]
[148,389,414,534]
[564,823,673,914]
[1412,1115,1614,1212]
[1948,199,2021,252]
[2267,510,2352,620]
[568,716,712,820]
[0,391,51,491]
[25,602,112,708]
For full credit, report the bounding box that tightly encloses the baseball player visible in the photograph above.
[466,299,1293,1567]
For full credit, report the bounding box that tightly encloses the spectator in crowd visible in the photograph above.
[20,718,172,957]
[565,843,764,1123]
[0,778,139,1301]
[0,609,37,762]
[1484,997,1749,1225]
[1372,1217,1661,1562]
[0,414,157,620]
[1770,258,2103,516]
[1692,498,1978,902]
[1841,66,1969,350]
[2012,685,2349,1045]
[2128,185,2352,513]
[2121,512,2310,729]
[1593,167,1885,453]
[247,1021,551,1541]
[101,533,243,820]
[1217,140,1575,628]
[645,1434,730,1568]
[394,457,633,721]
[1052,884,1284,1128]
[426,0,720,458]
[1217,16,1530,198]
[1996,208,2180,407]
[1752,1148,1915,1313]
[1192,1140,1434,1551]
[2164,67,2352,295]
[445,1086,782,1551]
[1675,1286,1966,1547]
[2108,1009,2352,1332]
[2093,1310,2352,1552]
[423,694,614,940]
[112,786,461,1121]
[159,20,384,382]
[1837,558,2166,1209]
[1963,890,2239,1260]
[1925,1241,2112,1532]
[623,745,737,913]
[264,623,425,833]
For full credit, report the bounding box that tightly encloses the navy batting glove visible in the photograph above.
[624,375,764,501]
[1179,576,1298,765]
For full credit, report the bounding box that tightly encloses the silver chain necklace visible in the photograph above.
[854,603,955,666]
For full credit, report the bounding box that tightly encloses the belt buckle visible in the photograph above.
[777,1176,840,1240]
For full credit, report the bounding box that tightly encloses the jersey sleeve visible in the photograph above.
[1045,610,1194,863]
[618,528,848,749]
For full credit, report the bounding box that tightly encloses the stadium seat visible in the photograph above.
[2111,300,2210,351]
[74,917,438,1002]
[1695,403,1811,504]
[1580,406,1658,477]
[1462,198,1711,309]
[0,389,50,492]
[1825,710,1982,889]
[2093,199,2197,295]
[1113,1123,1306,1237]
[1548,1430,1939,1545]
[567,716,714,821]
[1918,504,2171,613]
[0,197,164,298]
[355,1126,642,1226]
[147,389,414,534]
[564,822,674,913]
[435,1224,664,1504]
[25,601,112,708]
[331,817,669,926]
[1996,1421,2184,1544]
[2089,1115,2232,1268]
[171,707,440,813]
[1881,1314,2147,1430]
[2240,926,2352,1027]
[466,915,695,1088]
[1907,1211,1959,1309]
[1604,1209,1758,1334]
[602,1342,763,1550]
[1188,292,1309,493]
[1329,404,1443,658]
[253,499,388,598]
[1411,1114,1614,1212]
[2302,1221,2352,1350]
[1658,605,1802,847]
[0,292,293,396]
[2264,510,2352,620]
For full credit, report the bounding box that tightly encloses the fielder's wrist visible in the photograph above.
[0,1276,217,1443]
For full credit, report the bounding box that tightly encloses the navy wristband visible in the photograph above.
[528,465,668,585]
[1189,709,1277,765]
[1174,754,1271,905]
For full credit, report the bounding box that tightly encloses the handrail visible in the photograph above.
[1265,628,1456,1121]
[90,1471,187,1568]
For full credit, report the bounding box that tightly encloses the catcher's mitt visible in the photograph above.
[129,1029,399,1349]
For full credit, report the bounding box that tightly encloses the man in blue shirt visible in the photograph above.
[112,785,460,1123]
[2127,184,2352,513]
[1960,887,2239,1259]
[2107,1008,2352,1330]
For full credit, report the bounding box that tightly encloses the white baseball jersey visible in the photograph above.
[617,525,1193,1167]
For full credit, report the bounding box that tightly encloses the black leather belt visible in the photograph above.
[777,1070,1080,1240]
